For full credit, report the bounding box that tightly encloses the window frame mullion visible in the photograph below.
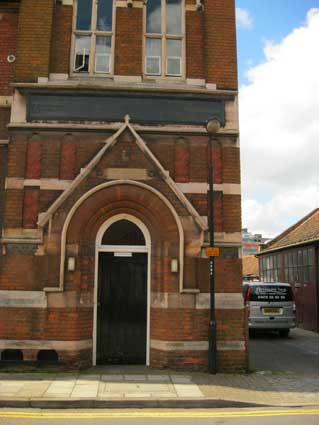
[162,0,166,77]
[90,0,98,75]
[71,0,114,77]
[144,0,185,79]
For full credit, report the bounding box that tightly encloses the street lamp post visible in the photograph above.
[206,118,221,374]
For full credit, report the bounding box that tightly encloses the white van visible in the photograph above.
[243,282,296,337]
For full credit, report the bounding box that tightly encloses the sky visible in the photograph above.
[235,0,319,238]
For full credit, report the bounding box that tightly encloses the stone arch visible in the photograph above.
[61,180,184,292]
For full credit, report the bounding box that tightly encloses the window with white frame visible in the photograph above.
[73,0,114,75]
[145,0,184,77]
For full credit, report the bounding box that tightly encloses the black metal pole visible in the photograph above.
[208,134,217,374]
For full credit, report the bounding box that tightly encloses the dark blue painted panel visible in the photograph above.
[25,91,226,125]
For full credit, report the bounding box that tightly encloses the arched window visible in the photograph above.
[144,0,184,77]
[101,219,146,246]
[73,0,114,75]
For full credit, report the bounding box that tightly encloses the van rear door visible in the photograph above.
[249,284,295,328]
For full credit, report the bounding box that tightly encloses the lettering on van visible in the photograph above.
[251,286,292,302]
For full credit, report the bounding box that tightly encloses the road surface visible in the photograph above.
[250,327,319,374]
[0,408,319,425]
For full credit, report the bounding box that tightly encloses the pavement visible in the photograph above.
[0,328,318,409]
[0,366,319,409]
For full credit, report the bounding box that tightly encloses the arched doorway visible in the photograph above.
[94,214,151,365]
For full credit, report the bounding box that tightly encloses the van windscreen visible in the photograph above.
[249,285,293,302]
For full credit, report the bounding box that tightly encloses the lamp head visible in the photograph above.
[206,118,221,135]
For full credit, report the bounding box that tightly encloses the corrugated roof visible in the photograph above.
[261,208,319,253]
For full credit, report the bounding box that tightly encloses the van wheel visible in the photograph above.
[279,329,290,338]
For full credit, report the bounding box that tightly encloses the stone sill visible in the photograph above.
[12,80,237,98]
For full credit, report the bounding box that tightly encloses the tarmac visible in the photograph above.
[0,365,319,409]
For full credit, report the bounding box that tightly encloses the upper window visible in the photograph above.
[145,0,184,77]
[73,0,114,75]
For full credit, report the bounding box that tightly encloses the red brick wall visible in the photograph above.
[1,129,243,371]
[0,250,60,291]
[198,254,242,294]
[0,308,92,340]
[41,139,61,178]
[26,140,42,179]
[0,2,19,95]
[174,139,190,182]
[204,0,238,89]
[0,0,244,373]
[23,188,39,229]
[223,194,242,233]
[15,0,55,81]
[40,190,62,213]
[11,2,238,85]
[114,7,143,76]
[151,308,209,341]
[211,142,223,184]
[60,141,76,180]
[7,135,27,177]
[0,108,11,139]
[186,10,205,79]
[50,4,72,74]
[3,189,23,228]
[4,132,240,233]
[0,146,8,238]
[223,146,241,183]
[150,348,208,371]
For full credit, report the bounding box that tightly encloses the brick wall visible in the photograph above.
[15,0,55,81]
[4,132,239,234]
[22,188,39,229]
[0,129,245,371]
[50,4,72,74]
[7,135,27,177]
[114,7,143,76]
[186,10,205,79]
[26,140,42,179]
[223,194,242,233]
[175,139,190,182]
[0,0,244,372]
[60,140,76,180]
[223,146,241,183]
[0,2,19,95]
[10,2,237,84]
[0,308,92,340]
[204,0,238,89]
[0,146,8,241]
[0,108,11,139]
[3,189,24,228]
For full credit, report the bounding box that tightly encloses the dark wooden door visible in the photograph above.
[97,252,147,364]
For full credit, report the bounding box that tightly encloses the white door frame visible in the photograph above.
[93,213,151,366]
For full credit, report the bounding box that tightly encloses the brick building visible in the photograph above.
[0,0,247,371]
[259,209,319,332]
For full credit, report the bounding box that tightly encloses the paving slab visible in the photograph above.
[101,374,124,382]
[124,374,147,381]
[0,362,319,408]
[124,392,152,398]
[147,375,170,382]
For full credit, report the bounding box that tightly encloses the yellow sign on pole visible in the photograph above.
[206,247,220,257]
